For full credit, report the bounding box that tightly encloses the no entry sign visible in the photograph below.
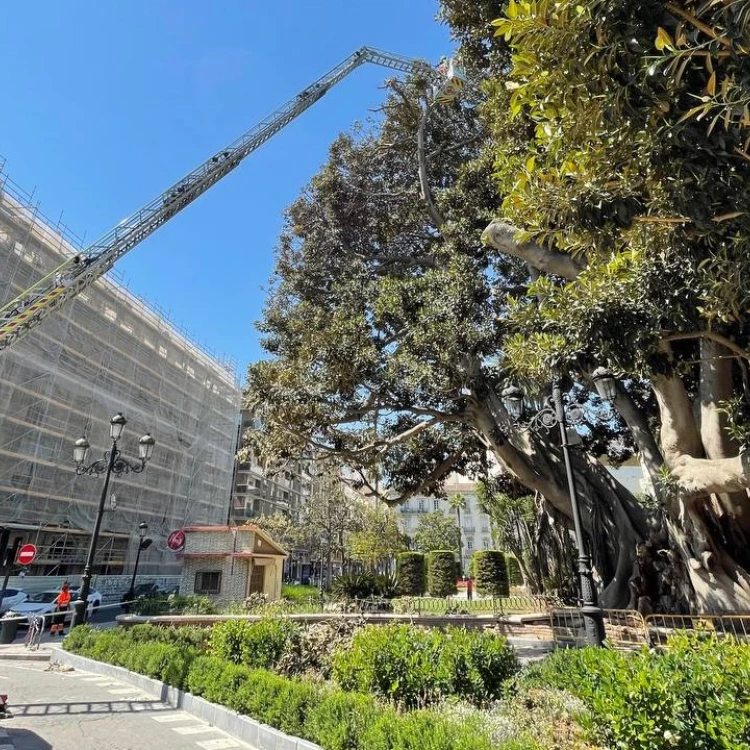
[16,543,37,566]
[167,530,185,552]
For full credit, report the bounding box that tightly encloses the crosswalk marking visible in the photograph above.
[152,712,197,723]
[172,725,218,735]
[197,740,242,750]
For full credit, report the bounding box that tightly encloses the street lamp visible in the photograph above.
[502,377,608,647]
[124,522,152,604]
[71,413,155,629]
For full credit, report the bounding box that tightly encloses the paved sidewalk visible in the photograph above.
[0,660,251,750]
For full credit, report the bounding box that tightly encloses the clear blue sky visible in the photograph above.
[0,1,452,377]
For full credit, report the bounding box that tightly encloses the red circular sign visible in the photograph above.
[167,530,185,552]
[16,543,37,566]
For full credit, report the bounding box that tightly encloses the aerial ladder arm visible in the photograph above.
[0,47,463,352]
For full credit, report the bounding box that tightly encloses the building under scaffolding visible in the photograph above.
[0,167,241,576]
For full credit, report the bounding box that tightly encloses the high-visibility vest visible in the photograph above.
[57,590,71,607]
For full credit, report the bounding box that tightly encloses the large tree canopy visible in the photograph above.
[248,0,750,612]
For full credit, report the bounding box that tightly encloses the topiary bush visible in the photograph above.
[505,554,524,588]
[332,623,518,709]
[427,551,458,597]
[397,552,426,596]
[473,551,509,597]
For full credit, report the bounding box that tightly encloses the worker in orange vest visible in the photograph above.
[51,582,72,636]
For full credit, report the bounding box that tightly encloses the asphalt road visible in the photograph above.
[0,661,250,750]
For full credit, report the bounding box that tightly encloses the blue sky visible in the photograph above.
[0,1,452,378]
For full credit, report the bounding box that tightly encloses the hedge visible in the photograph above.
[332,623,518,709]
[506,554,523,588]
[473,551,509,597]
[64,626,496,750]
[396,552,426,596]
[427,550,457,597]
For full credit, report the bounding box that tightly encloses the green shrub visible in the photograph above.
[332,624,518,709]
[331,571,377,599]
[303,689,380,750]
[282,584,320,602]
[473,551,509,597]
[361,709,494,750]
[427,551,457,597]
[396,553,426,596]
[62,624,98,654]
[126,623,211,651]
[522,633,750,750]
[373,573,400,599]
[209,618,298,669]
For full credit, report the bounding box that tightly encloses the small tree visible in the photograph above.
[347,503,405,572]
[427,550,458,597]
[414,512,460,554]
[473,551,509,597]
[396,552,426,596]
[506,554,523,588]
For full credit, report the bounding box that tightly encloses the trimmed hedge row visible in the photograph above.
[472,551,509,597]
[332,624,518,709]
[427,550,457,597]
[64,626,496,750]
[396,552,426,596]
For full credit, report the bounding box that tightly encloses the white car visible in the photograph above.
[0,588,27,614]
[7,588,100,624]
[71,588,103,608]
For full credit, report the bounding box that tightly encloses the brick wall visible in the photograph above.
[180,557,249,601]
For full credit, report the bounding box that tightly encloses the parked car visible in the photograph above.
[7,588,100,624]
[0,588,27,614]
[71,588,102,608]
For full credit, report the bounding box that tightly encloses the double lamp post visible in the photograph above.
[70,413,155,629]
[501,368,618,647]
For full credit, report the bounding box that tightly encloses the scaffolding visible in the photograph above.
[0,165,242,575]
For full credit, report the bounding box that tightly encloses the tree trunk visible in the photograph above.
[470,390,649,608]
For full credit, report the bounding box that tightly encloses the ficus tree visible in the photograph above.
[247,0,750,612]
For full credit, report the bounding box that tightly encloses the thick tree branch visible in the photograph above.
[481,221,584,279]
[651,344,703,461]
[610,382,665,483]
[699,338,736,459]
[670,454,750,497]
[665,330,750,362]
[417,99,447,230]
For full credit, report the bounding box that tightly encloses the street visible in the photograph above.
[0,660,250,750]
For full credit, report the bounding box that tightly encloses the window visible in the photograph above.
[194,571,222,595]
[433,499,440,511]
[467,538,474,551]
[483,538,490,549]
[418,498,425,512]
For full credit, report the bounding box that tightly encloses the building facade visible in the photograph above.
[229,410,312,524]
[397,474,494,572]
[0,170,241,576]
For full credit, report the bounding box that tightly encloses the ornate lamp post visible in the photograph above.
[124,522,152,603]
[71,413,155,629]
[501,370,617,647]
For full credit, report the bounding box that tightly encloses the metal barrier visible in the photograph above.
[603,609,648,650]
[644,613,750,645]
[392,595,556,616]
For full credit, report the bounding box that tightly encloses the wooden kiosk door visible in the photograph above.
[248,562,265,594]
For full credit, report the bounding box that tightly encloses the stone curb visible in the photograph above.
[51,648,322,750]
[0,651,51,662]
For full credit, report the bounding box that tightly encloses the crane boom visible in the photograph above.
[0,46,452,352]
